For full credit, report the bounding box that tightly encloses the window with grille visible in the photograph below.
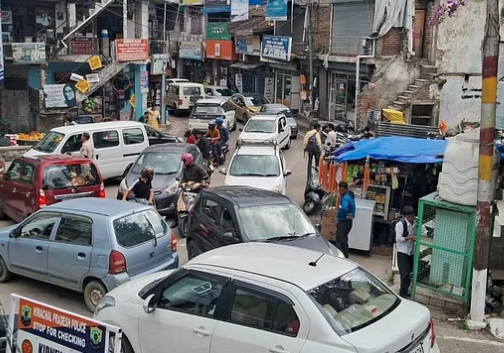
[189,10,203,35]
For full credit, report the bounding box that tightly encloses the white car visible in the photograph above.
[188,98,237,131]
[94,243,440,353]
[237,113,291,149]
[220,142,291,194]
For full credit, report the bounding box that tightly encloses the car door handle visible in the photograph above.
[269,347,290,353]
[26,192,31,197]
[77,252,86,259]
[35,246,44,253]
[193,327,210,336]
[95,155,99,160]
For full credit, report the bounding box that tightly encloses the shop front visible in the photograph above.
[205,22,238,86]
[179,41,210,83]
[231,35,267,95]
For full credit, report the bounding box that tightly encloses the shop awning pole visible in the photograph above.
[470,0,499,327]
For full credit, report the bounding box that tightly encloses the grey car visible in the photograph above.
[257,104,299,138]
[0,198,179,312]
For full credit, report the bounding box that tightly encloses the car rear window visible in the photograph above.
[34,131,64,153]
[43,163,101,190]
[307,267,400,335]
[193,104,221,115]
[113,209,168,248]
[184,87,202,96]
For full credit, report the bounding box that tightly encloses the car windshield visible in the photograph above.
[193,104,221,115]
[33,131,64,153]
[132,152,181,175]
[229,155,280,177]
[214,88,232,96]
[43,163,100,190]
[245,95,268,106]
[307,267,400,335]
[238,203,316,241]
[113,209,168,248]
[244,120,276,133]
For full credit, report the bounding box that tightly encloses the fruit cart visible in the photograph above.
[16,132,45,146]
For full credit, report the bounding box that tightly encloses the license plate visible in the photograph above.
[410,343,424,353]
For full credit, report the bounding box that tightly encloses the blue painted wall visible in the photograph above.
[28,62,82,89]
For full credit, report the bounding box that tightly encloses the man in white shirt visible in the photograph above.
[303,122,323,176]
[325,123,337,154]
[80,132,95,159]
[395,205,417,298]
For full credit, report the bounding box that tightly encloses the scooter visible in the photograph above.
[303,167,326,215]
[209,140,229,166]
[175,181,203,238]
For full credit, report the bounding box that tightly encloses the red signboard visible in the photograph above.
[115,39,149,62]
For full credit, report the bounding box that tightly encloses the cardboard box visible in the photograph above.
[321,209,338,241]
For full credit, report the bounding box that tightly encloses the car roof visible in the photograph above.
[196,98,227,105]
[203,186,290,207]
[20,155,96,164]
[206,86,228,90]
[49,121,144,134]
[44,198,149,217]
[168,78,189,82]
[248,114,279,121]
[235,144,278,156]
[187,243,358,291]
[262,104,289,110]
[171,82,204,87]
[143,143,191,153]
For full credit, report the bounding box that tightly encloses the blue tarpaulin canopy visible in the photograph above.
[333,136,448,164]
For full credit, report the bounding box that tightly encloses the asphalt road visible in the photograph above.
[1,116,503,350]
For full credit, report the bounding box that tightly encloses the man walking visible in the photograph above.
[79,133,95,159]
[325,123,337,154]
[395,205,418,298]
[303,122,323,175]
[335,181,355,258]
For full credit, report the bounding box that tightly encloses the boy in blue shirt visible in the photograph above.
[335,181,356,258]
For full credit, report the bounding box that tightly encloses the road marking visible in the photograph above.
[441,335,504,346]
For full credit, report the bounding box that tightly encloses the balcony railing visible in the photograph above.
[326,36,375,56]
[150,40,169,55]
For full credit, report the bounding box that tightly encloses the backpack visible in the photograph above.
[307,133,319,154]
[389,218,408,244]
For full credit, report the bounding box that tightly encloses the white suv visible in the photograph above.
[220,141,291,194]
[237,113,291,149]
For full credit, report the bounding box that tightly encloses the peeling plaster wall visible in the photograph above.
[435,0,485,126]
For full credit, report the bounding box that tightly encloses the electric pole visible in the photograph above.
[307,0,314,117]
[470,0,500,325]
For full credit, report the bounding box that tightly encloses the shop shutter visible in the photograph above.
[331,1,375,55]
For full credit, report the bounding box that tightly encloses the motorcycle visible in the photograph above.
[175,181,203,238]
[303,167,326,215]
[209,139,229,166]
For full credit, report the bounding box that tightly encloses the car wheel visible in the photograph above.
[187,240,201,260]
[0,197,6,220]
[178,217,189,238]
[84,280,107,313]
[0,255,12,283]
[285,138,292,150]
[303,200,316,215]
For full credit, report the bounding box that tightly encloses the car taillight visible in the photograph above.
[109,251,126,274]
[99,183,106,198]
[38,189,47,207]
[171,233,177,252]
[430,318,436,348]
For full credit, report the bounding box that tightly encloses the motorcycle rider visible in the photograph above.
[185,129,197,144]
[194,130,211,166]
[204,120,221,165]
[122,166,154,205]
[215,117,229,146]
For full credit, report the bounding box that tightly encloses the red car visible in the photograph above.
[0,155,105,222]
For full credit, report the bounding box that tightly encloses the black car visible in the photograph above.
[144,124,184,145]
[117,143,204,215]
[258,104,298,138]
[185,186,343,259]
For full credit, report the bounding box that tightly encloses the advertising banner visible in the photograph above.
[261,35,292,62]
[234,36,260,56]
[115,39,149,62]
[151,54,170,75]
[265,0,287,21]
[205,0,227,7]
[43,84,78,108]
[8,295,121,353]
[231,0,249,22]
[182,0,204,4]
[12,43,47,64]
[179,42,203,60]
[207,22,231,41]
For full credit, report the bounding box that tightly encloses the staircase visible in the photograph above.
[76,61,128,102]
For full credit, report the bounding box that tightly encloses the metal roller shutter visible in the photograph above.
[331,1,375,54]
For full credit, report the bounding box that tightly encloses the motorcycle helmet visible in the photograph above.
[208,120,216,129]
[215,117,224,126]
[181,153,194,167]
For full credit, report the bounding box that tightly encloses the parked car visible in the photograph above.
[0,155,105,223]
[94,243,439,353]
[144,124,184,144]
[0,198,179,312]
[166,78,189,85]
[24,121,150,179]
[228,93,269,123]
[184,185,342,259]
[220,141,291,194]
[117,143,204,216]
[258,104,298,138]
[188,98,236,132]
[204,85,233,98]
[165,82,205,115]
[237,113,291,149]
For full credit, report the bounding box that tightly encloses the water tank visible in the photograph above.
[438,130,500,206]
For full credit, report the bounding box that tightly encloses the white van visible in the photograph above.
[24,121,150,179]
[165,82,205,115]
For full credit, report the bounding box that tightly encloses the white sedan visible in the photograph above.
[94,243,440,353]
[237,113,291,149]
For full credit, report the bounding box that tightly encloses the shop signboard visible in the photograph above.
[205,0,227,7]
[260,35,292,62]
[264,77,274,102]
[115,39,149,62]
[43,84,77,108]
[182,0,203,4]
[151,54,170,75]
[12,43,47,64]
[235,36,260,56]
[8,295,121,353]
[140,71,149,94]
[0,0,5,85]
[206,22,231,41]
[265,0,287,21]
[179,41,203,60]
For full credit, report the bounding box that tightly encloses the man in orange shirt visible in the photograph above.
[204,120,221,165]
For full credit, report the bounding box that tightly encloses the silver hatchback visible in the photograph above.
[0,198,179,312]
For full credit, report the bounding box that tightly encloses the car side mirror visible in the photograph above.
[9,228,19,238]
[3,173,9,181]
[284,170,292,176]
[239,128,243,132]
[143,293,157,314]
[222,232,238,243]
[123,163,133,176]
[175,177,181,182]
[315,224,322,232]
[219,168,227,175]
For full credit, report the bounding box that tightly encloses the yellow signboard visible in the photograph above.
[130,94,136,108]
[75,79,91,93]
[182,0,203,4]
[88,55,102,70]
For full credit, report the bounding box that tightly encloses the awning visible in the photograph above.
[230,62,264,70]
[228,6,273,36]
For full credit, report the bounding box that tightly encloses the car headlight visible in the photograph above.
[163,180,180,195]
[94,296,116,316]
[274,185,283,193]
[118,179,128,194]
